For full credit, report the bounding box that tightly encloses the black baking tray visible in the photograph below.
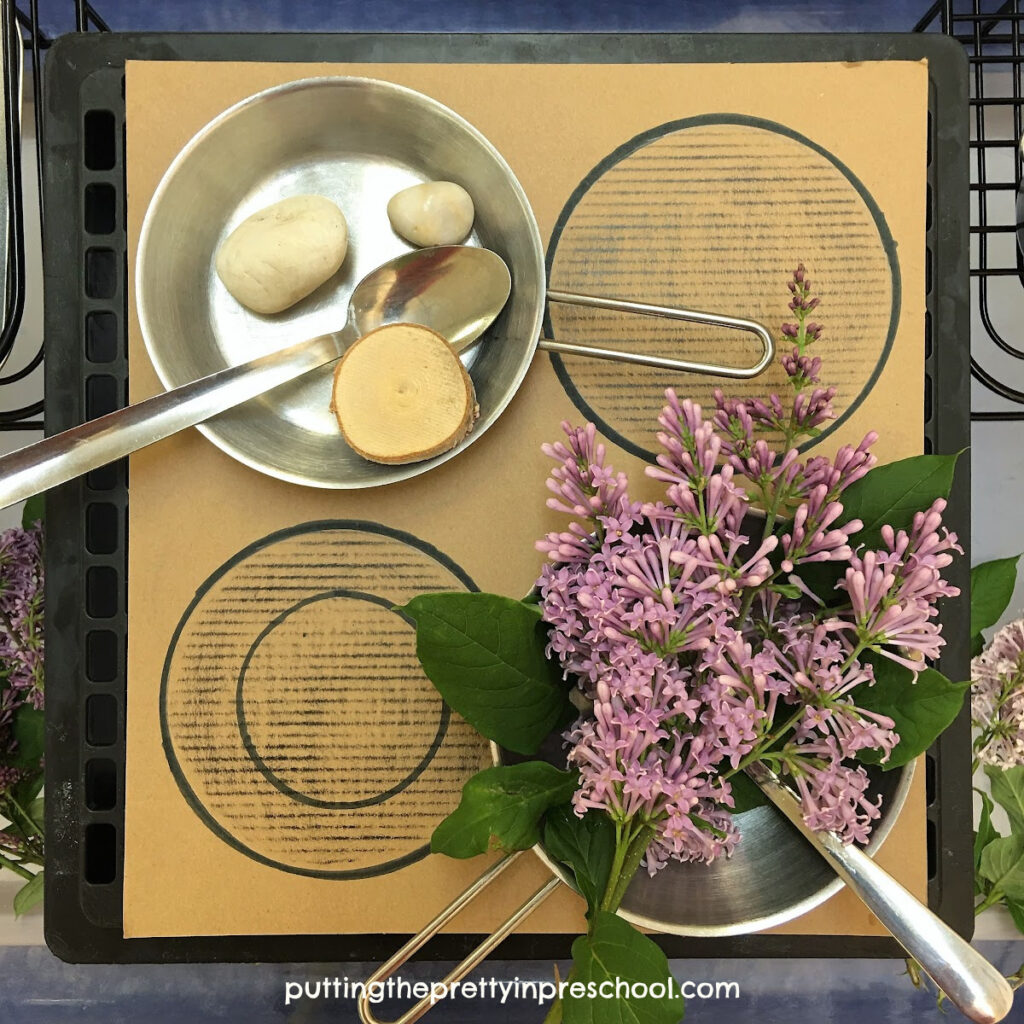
[41,31,971,964]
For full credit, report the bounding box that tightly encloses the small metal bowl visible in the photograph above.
[136,77,545,489]
[616,761,913,935]
[498,736,913,936]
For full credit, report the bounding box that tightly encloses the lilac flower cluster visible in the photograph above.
[534,269,960,870]
[972,619,1024,769]
[714,265,840,449]
[0,522,44,784]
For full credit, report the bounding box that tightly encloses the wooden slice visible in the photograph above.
[330,322,478,465]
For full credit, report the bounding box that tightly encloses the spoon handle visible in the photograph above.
[746,762,1013,1024]
[0,333,343,511]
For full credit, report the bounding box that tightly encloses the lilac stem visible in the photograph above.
[604,824,655,912]
[4,795,41,839]
[722,705,807,781]
[600,819,630,911]
[0,851,33,881]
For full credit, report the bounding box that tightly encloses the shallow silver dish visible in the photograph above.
[136,77,544,489]
[614,761,914,935]
[501,738,913,936]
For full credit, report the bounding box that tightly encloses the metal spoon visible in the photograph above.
[747,762,1013,1023]
[0,244,512,511]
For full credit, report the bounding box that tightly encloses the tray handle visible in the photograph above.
[357,850,561,1024]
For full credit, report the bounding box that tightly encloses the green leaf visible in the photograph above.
[12,872,43,916]
[985,765,1024,836]
[26,797,43,831]
[11,772,43,808]
[726,770,769,813]
[543,805,616,916]
[976,791,1001,872]
[976,791,1001,894]
[980,836,1024,901]
[972,633,986,658]
[838,452,961,552]
[971,555,1021,640]
[21,493,43,530]
[770,583,803,600]
[8,706,44,768]
[399,592,570,755]
[855,656,968,769]
[1007,898,1024,935]
[787,562,846,608]
[563,911,685,1024]
[431,762,578,859]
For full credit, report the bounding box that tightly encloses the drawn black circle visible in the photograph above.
[545,113,901,462]
[235,588,450,810]
[160,519,478,880]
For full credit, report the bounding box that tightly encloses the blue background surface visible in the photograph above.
[3,943,1023,1022]
[37,1,939,36]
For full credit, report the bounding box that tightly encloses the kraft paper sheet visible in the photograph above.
[124,58,929,939]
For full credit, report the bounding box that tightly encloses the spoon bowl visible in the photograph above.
[347,245,511,354]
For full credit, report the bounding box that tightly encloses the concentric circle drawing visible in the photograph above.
[160,520,491,879]
[545,114,900,461]
[236,590,450,810]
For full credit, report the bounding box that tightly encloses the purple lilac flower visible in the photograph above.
[744,393,788,433]
[771,625,898,764]
[711,394,756,461]
[782,319,823,342]
[695,532,778,591]
[781,350,823,386]
[972,619,1024,768]
[858,603,944,669]
[785,264,821,316]
[734,443,802,504]
[791,386,837,431]
[783,737,882,844]
[780,486,863,573]
[533,266,959,868]
[881,499,962,586]
[833,502,960,672]
[647,392,746,536]
[0,524,44,772]
[647,392,717,483]
[536,402,912,866]
[780,265,825,388]
[566,677,740,868]
[701,637,787,765]
[0,765,23,792]
[800,434,878,499]
[0,826,23,850]
[542,422,629,521]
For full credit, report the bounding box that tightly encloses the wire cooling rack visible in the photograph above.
[0,0,1018,431]
[915,0,1024,419]
[0,2,1014,430]
[0,0,104,432]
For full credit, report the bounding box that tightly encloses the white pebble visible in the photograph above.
[216,195,348,315]
[387,181,475,247]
